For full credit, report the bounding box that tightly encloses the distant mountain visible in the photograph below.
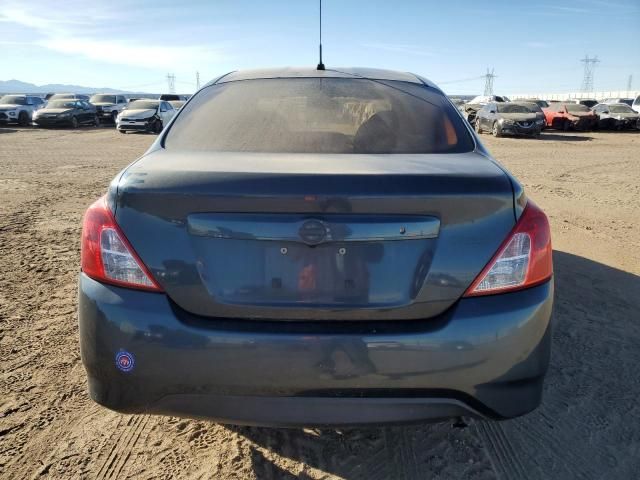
[0,79,132,95]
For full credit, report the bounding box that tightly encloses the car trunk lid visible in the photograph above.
[114,151,515,321]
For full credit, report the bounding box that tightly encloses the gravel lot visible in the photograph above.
[1,127,639,479]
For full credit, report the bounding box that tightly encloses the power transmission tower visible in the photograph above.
[579,55,599,92]
[627,74,633,92]
[483,68,496,96]
[166,73,176,93]
[196,71,201,90]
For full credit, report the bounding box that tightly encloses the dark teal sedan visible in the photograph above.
[78,67,554,426]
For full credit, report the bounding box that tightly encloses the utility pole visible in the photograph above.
[627,74,633,92]
[166,73,176,94]
[483,68,496,96]
[196,71,201,90]
[580,55,599,93]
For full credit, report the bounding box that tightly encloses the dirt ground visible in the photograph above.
[1,126,639,480]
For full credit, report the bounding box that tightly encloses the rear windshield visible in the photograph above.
[50,94,75,100]
[566,104,590,113]
[165,78,474,154]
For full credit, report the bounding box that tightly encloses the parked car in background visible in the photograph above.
[48,93,90,101]
[462,94,511,126]
[90,94,128,124]
[33,99,100,128]
[116,99,176,133]
[0,94,44,126]
[79,67,554,426]
[475,101,544,137]
[633,95,640,113]
[569,99,598,108]
[543,102,597,131]
[600,98,633,106]
[592,103,640,130]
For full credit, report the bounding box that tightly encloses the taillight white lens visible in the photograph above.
[472,233,530,293]
[464,201,552,297]
[100,228,156,288]
[81,197,162,292]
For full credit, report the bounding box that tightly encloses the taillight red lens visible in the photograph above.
[464,201,552,297]
[81,196,163,292]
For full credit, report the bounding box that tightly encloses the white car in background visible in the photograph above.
[0,94,45,126]
[116,99,176,134]
[633,95,640,114]
[90,94,128,124]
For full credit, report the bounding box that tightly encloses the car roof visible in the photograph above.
[206,67,438,89]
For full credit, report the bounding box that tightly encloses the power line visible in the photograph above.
[483,68,496,96]
[627,74,633,92]
[580,55,599,92]
[437,75,485,85]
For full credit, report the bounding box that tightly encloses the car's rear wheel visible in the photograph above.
[492,121,500,137]
[475,118,482,134]
[563,120,571,131]
[18,111,30,127]
[70,116,79,129]
[153,119,163,134]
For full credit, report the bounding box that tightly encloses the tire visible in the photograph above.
[563,120,571,131]
[94,115,100,127]
[111,111,118,124]
[153,119,163,134]
[18,111,30,127]
[475,118,482,134]
[118,129,126,134]
[70,116,79,129]
[492,121,501,137]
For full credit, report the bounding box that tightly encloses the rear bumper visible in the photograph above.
[78,274,554,426]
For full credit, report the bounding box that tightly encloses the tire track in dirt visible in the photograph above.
[475,421,528,480]
[94,415,150,480]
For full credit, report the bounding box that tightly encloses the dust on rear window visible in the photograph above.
[164,78,474,154]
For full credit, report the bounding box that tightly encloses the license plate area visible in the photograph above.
[188,213,439,308]
[192,238,436,307]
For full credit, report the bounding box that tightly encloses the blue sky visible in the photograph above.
[0,0,638,94]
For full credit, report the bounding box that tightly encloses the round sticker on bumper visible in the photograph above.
[115,351,135,372]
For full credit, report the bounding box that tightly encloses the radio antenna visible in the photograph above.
[317,0,325,70]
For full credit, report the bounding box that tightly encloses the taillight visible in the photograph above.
[464,201,552,297]
[81,196,163,292]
